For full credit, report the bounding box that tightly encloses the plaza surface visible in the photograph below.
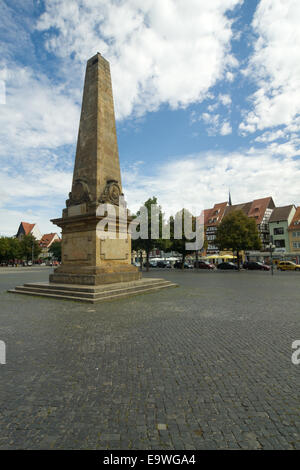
[0,267,299,450]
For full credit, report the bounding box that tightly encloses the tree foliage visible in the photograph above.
[0,234,42,263]
[170,209,196,268]
[49,241,62,261]
[0,237,22,262]
[215,210,261,269]
[131,196,165,271]
[19,234,42,261]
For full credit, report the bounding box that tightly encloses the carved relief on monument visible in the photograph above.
[66,179,92,207]
[100,238,129,260]
[99,179,123,206]
[63,234,91,261]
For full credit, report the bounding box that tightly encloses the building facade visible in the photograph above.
[225,197,275,250]
[203,197,276,254]
[203,202,229,254]
[269,205,296,254]
[16,222,42,240]
[39,233,61,258]
[288,207,300,256]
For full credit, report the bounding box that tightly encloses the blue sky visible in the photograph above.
[0,0,300,236]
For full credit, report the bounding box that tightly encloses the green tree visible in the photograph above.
[19,234,42,262]
[215,210,262,270]
[170,209,196,269]
[0,237,10,263]
[7,237,22,262]
[131,196,164,272]
[49,241,62,261]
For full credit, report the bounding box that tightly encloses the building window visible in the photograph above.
[293,242,300,249]
[274,227,284,235]
[275,239,285,248]
[292,231,300,237]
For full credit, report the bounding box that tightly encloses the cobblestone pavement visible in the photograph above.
[0,267,299,449]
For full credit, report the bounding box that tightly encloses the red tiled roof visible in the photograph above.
[202,208,212,225]
[39,233,60,248]
[204,202,228,226]
[224,197,275,225]
[21,222,36,235]
[248,197,275,224]
[289,207,300,230]
[224,201,252,218]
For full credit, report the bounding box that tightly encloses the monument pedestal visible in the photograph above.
[49,209,141,286]
[50,266,140,286]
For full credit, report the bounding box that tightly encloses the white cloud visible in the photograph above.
[255,129,285,143]
[36,0,241,120]
[0,65,79,159]
[199,112,232,136]
[220,121,232,135]
[241,0,300,134]
[219,94,232,106]
[226,71,234,82]
[0,164,72,236]
[2,146,300,237]
[123,151,300,217]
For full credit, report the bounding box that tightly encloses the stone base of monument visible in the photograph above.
[8,278,177,303]
[49,263,142,285]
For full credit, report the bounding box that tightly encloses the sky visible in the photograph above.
[0,0,300,236]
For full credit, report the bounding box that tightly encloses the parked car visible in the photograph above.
[277,261,300,271]
[194,261,215,269]
[243,261,270,271]
[185,263,194,269]
[217,262,238,270]
[157,261,167,268]
[174,261,193,269]
[143,261,157,268]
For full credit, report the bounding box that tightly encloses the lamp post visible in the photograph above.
[267,243,275,275]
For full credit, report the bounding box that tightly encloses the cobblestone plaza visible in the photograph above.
[0,268,299,449]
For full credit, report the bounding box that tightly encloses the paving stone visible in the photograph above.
[0,268,299,449]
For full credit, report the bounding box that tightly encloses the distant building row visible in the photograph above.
[16,222,60,258]
[203,197,300,258]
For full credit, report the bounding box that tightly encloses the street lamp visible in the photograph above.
[267,243,275,275]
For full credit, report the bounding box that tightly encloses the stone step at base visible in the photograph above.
[8,278,177,303]
[13,280,173,300]
[21,278,170,295]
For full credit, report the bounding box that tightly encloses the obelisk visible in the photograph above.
[8,53,177,301]
[50,52,140,285]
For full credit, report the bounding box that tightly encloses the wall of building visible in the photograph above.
[289,229,300,253]
[269,221,290,253]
